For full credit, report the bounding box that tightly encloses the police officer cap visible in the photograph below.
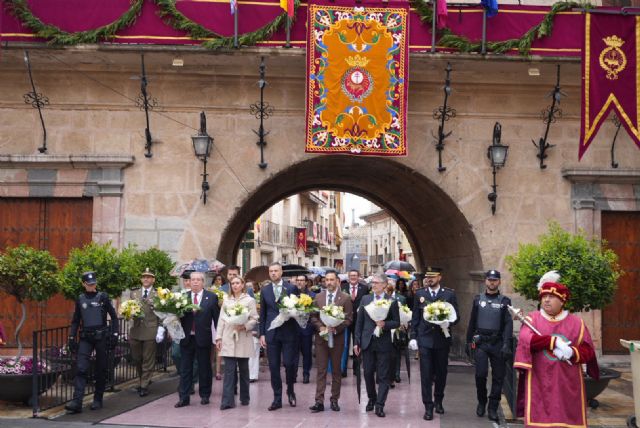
[81,271,97,284]
[424,266,443,276]
[485,270,501,279]
[181,269,194,279]
[141,267,155,277]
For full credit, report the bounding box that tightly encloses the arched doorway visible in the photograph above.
[217,156,483,352]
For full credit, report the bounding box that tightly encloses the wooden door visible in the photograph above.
[601,211,640,354]
[0,198,93,346]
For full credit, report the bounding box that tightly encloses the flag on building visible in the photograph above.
[437,0,448,29]
[579,13,640,159]
[230,0,237,14]
[295,228,307,253]
[481,0,498,18]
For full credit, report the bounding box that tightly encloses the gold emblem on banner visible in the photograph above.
[599,35,627,80]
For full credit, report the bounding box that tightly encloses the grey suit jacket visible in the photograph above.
[354,293,400,352]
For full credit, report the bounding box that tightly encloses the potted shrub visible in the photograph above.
[506,221,624,408]
[0,245,61,403]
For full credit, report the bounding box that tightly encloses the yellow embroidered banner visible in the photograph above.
[305,4,409,156]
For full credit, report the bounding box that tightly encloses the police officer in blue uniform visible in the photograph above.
[408,266,459,421]
[65,272,119,413]
[465,269,513,422]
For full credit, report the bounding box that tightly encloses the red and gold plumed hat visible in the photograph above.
[538,282,570,302]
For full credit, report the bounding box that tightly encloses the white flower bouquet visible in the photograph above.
[268,293,317,330]
[153,288,200,343]
[399,304,412,327]
[364,298,392,337]
[118,299,144,321]
[423,300,457,338]
[222,302,250,341]
[319,304,345,348]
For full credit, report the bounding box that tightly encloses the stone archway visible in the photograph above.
[217,156,483,352]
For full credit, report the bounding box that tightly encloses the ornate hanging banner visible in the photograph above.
[580,13,640,159]
[295,228,307,253]
[305,3,409,156]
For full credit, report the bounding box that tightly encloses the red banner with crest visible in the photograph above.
[295,228,307,253]
[580,13,640,159]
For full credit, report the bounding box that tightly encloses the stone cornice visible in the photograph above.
[562,168,640,184]
[0,154,135,169]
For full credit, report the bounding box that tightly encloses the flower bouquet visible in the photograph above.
[319,304,345,348]
[364,298,392,337]
[153,288,200,343]
[211,287,225,307]
[118,299,144,321]
[423,300,457,338]
[222,302,250,341]
[268,293,317,330]
[399,304,412,327]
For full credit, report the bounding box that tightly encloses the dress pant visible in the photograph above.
[266,335,298,402]
[297,334,313,378]
[249,337,260,380]
[130,338,156,389]
[362,339,392,407]
[73,336,108,403]
[340,327,351,372]
[419,345,450,407]
[172,342,198,385]
[474,343,506,409]
[221,357,250,407]
[178,335,212,401]
[314,333,345,403]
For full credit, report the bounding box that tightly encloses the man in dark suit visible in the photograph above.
[386,279,407,386]
[340,269,368,376]
[309,270,353,412]
[409,266,459,421]
[294,274,315,384]
[175,271,219,408]
[259,262,300,411]
[354,273,400,418]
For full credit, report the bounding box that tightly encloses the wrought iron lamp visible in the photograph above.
[487,122,509,215]
[192,112,214,204]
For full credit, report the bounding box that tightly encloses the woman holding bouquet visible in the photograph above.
[215,276,259,410]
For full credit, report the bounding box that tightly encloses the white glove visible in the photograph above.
[554,338,573,361]
[553,347,565,360]
[155,326,166,344]
[408,339,418,351]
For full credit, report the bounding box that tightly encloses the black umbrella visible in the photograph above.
[383,260,416,272]
[282,264,311,278]
[354,353,362,403]
[404,348,411,384]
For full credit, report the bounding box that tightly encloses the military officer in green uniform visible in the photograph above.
[128,268,163,397]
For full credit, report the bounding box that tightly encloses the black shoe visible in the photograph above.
[389,383,395,389]
[435,402,444,414]
[288,392,297,407]
[64,401,82,414]
[241,400,249,406]
[249,379,257,383]
[375,406,386,417]
[330,400,340,411]
[201,397,210,405]
[423,407,434,421]
[488,407,499,422]
[174,400,190,408]
[268,401,282,411]
[220,404,234,410]
[365,400,375,412]
[476,402,486,417]
[303,374,310,384]
[309,402,324,413]
[139,388,149,397]
[341,370,347,378]
[89,400,102,411]
[395,376,401,383]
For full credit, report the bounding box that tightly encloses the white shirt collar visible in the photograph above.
[429,286,440,295]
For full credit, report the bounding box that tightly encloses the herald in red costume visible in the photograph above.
[514,282,599,427]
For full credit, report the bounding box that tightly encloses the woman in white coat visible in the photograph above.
[215,276,259,409]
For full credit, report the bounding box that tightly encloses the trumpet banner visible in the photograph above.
[580,13,640,159]
[305,4,409,156]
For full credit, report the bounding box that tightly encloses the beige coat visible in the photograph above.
[127,287,160,341]
[215,294,259,358]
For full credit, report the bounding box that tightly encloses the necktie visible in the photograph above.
[431,290,436,299]
[328,293,334,305]
[275,284,281,301]
[351,285,357,300]
[375,294,380,301]
[143,289,148,299]
[191,293,198,334]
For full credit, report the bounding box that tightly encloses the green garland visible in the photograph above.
[6,0,588,55]
[410,0,592,56]
[153,0,301,49]
[6,0,143,45]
